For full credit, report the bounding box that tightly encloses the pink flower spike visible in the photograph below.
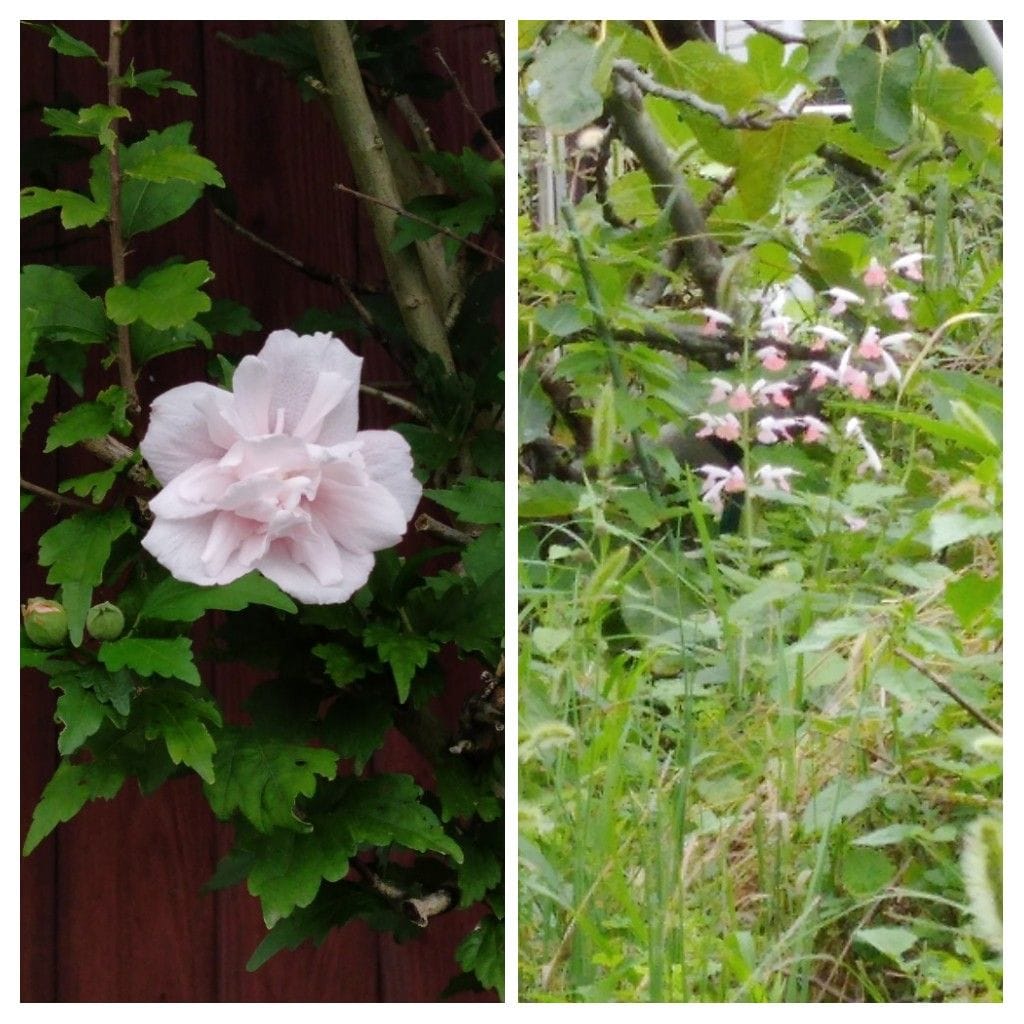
[759,382,794,408]
[883,292,913,321]
[863,258,888,288]
[139,330,421,604]
[757,345,787,372]
[809,325,846,352]
[724,466,747,493]
[858,326,883,359]
[891,252,931,281]
[708,377,733,405]
[824,287,864,316]
[809,362,838,390]
[727,385,755,412]
[801,416,830,443]
[761,315,793,342]
[843,367,872,400]
[715,414,742,442]
[699,307,734,337]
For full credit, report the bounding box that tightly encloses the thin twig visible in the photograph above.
[20,478,94,511]
[894,648,1002,735]
[105,20,140,416]
[594,124,626,228]
[415,513,476,546]
[392,94,437,156]
[334,181,503,263]
[212,206,380,338]
[80,435,150,486]
[433,46,503,160]
[359,384,426,421]
[744,20,808,46]
[613,59,797,131]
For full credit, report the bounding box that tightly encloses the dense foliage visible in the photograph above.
[518,20,1001,1002]
[21,20,503,997]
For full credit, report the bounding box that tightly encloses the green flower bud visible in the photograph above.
[22,598,69,648]
[85,602,125,641]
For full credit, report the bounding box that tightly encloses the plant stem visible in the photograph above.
[106,20,140,416]
[433,46,503,159]
[310,21,455,373]
[20,478,94,511]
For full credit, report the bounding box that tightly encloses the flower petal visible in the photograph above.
[141,514,251,587]
[256,541,373,605]
[314,475,408,554]
[140,382,232,484]
[354,430,423,520]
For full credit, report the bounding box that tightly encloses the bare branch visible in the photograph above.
[415,513,476,546]
[434,46,503,160]
[895,648,1002,736]
[744,20,808,46]
[21,478,94,511]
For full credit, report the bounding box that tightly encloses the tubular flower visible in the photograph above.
[809,325,846,352]
[699,464,745,515]
[862,258,888,288]
[800,416,830,443]
[761,315,793,343]
[756,345,787,372]
[698,307,734,337]
[754,464,801,492]
[755,381,795,408]
[755,416,801,445]
[809,361,840,390]
[890,252,930,281]
[882,291,913,321]
[845,417,883,476]
[824,287,864,316]
[693,412,742,442]
[858,326,883,359]
[139,330,422,605]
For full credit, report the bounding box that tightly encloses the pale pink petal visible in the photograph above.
[257,541,373,605]
[292,372,357,443]
[229,354,273,436]
[140,382,232,484]
[355,430,423,520]
[142,514,251,587]
[314,476,408,554]
[148,461,235,519]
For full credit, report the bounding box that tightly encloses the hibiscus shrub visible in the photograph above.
[21,21,503,996]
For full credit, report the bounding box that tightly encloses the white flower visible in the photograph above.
[844,417,883,476]
[698,307,734,337]
[891,252,931,281]
[699,464,745,514]
[140,330,422,604]
[754,464,800,492]
[824,287,864,315]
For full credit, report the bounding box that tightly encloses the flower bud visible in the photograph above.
[22,598,69,648]
[85,602,125,641]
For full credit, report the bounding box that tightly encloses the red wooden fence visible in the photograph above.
[21,19,502,1002]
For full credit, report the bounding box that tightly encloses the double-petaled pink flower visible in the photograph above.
[140,330,422,605]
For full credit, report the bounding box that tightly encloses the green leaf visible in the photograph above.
[534,302,590,338]
[38,508,132,587]
[456,839,503,906]
[21,186,107,228]
[28,22,101,60]
[66,663,134,716]
[527,30,610,134]
[135,684,222,784]
[362,625,438,703]
[311,643,369,688]
[21,265,108,344]
[21,374,49,437]
[462,529,503,586]
[803,21,870,81]
[836,45,919,150]
[734,115,831,218]
[196,299,261,337]
[58,464,123,502]
[455,914,503,997]
[425,478,504,525]
[802,776,885,835]
[89,124,207,236]
[98,636,201,686]
[854,926,918,960]
[23,759,125,855]
[138,572,297,622]
[928,512,1002,554]
[126,145,224,187]
[945,572,1001,628]
[319,689,391,771]
[59,580,92,648]
[203,729,338,833]
[518,479,584,517]
[435,756,502,823]
[44,385,130,452]
[106,260,214,330]
[246,774,461,924]
[52,675,110,755]
[117,66,197,97]
[130,319,212,364]
[853,823,924,848]
[42,104,130,147]
[840,847,896,897]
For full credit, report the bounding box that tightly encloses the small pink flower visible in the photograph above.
[824,287,864,316]
[715,414,742,442]
[873,348,903,387]
[756,416,799,445]
[858,326,883,359]
[698,307,734,337]
[755,464,801,492]
[761,315,793,343]
[843,514,868,532]
[862,258,888,288]
[843,367,872,400]
[757,382,795,408]
[809,325,846,352]
[883,291,913,321]
[728,385,755,412]
[699,464,745,514]
[809,362,839,390]
[891,252,930,281]
[801,416,830,443]
[757,345,787,372]
[708,377,733,405]
[139,330,422,604]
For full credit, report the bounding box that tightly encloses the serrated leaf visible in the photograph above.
[45,385,130,451]
[21,187,107,228]
[362,625,438,703]
[106,260,213,330]
[42,104,130,147]
[21,265,108,345]
[65,663,134,716]
[130,319,212,364]
[518,479,584,517]
[38,508,132,587]
[425,478,504,525]
[840,846,896,897]
[455,914,503,997]
[456,840,503,907]
[136,685,222,783]
[203,729,337,833]
[435,756,502,823]
[118,67,197,97]
[138,572,297,622]
[52,676,110,755]
[57,463,123,502]
[320,689,391,771]
[98,636,200,686]
[311,643,369,688]
[837,45,919,150]
[21,374,49,436]
[126,145,224,187]
[196,298,260,337]
[59,580,91,648]
[23,760,125,855]
[462,529,503,586]
[29,22,101,60]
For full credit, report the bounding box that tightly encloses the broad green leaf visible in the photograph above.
[62,663,134,716]
[455,914,503,997]
[319,689,391,771]
[130,319,212,364]
[44,385,130,452]
[204,729,338,833]
[52,676,110,755]
[98,636,201,686]
[803,21,870,81]
[117,66,197,97]
[854,926,918,960]
[734,115,831,218]
[928,512,1002,553]
[840,847,896,896]
[518,479,583,517]
[57,464,123,502]
[657,40,762,114]
[527,30,611,134]
[42,103,130,147]
[425,478,504,525]
[745,33,808,97]
[788,615,870,654]
[21,374,49,436]
[456,838,503,906]
[197,299,261,337]
[311,643,369,688]
[136,685,222,783]
[362,624,438,702]
[126,145,224,187]
[853,823,924,848]
[59,580,92,648]
[106,260,214,330]
[27,22,101,60]
[462,528,503,586]
[138,572,297,622]
[836,45,919,150]
[534,303,590,338]
[21,265,108,345]
[434,756,502,823]
[532,627,572,658]
[38,508,132,586]
[246,774,461,924]
[23,759,125,855]
[802,776,885,834]
[21,187,107,228]
[945,572,1001,628]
